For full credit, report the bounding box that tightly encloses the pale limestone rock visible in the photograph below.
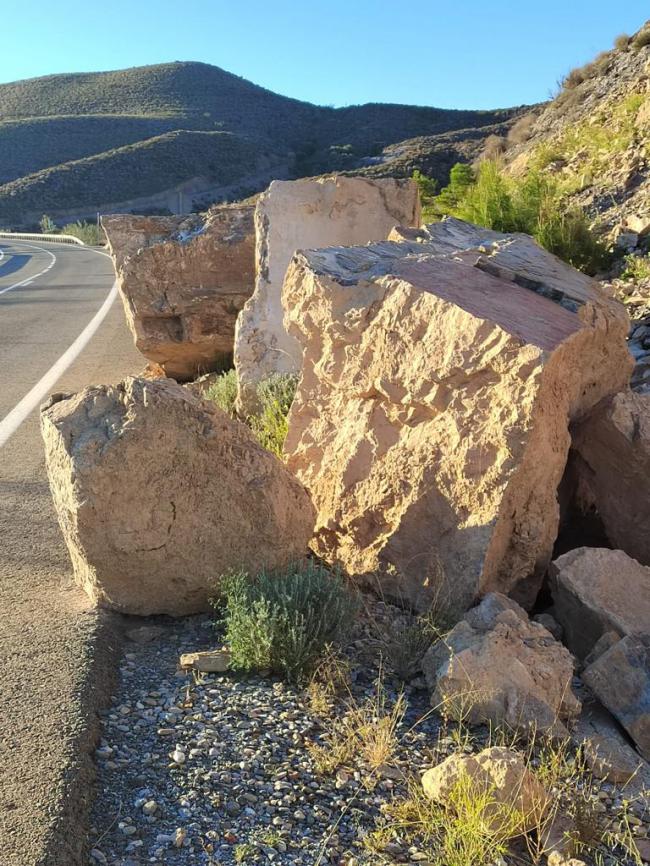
[102,205,255,380]
[179,649,231,673]
[233,176,420,411]
[582,634,650,760]
[551,547,650,660]
[40,377,314,616]
[283,218,632,609]
[421,594,581,736]
[570,390,650,565]
[421,746,549,834]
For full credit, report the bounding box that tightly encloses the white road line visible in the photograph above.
[0,280,119,449]
[0,241,57,297]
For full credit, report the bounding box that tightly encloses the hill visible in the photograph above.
[0,61,519,227]
[498,23,650,242]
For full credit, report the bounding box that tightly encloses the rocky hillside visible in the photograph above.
[503,23,650,244]
[0,61,518,227]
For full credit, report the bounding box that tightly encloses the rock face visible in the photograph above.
[422,593,581,736]
[569,390,650,565]
[283,218,632,609]
[550,547,650,660]
[421,747,548,834]
[233,176,420,411]
[102,205,255,380]
[582,634,650,761]
[40,377,314,616]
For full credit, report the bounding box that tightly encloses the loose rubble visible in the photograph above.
[422,593,581,737]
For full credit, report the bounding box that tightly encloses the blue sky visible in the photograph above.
[1,1,648,109]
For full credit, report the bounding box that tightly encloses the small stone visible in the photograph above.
[142,799,158,815]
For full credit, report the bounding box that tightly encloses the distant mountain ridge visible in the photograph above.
[0,61,520,227]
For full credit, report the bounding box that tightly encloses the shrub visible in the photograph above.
[39,213,58,234]
[248,372,298,457]
[481,134,507,160]
[216,562,357,682]
[632,26,650,51]
[204,370,297,457]
[434,159,610,274]
[622,254,650,282]
[507,113,536,146]
[615,33,631,51]
[61,219,101,244]
[204,369,238,417]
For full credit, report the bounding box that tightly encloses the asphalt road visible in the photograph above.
[0,240,143,866]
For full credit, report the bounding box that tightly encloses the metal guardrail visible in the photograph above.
[0,231,85,246]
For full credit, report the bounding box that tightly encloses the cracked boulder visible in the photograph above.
[422,593,581,737]
[40,377,315,616]
[283,218,632,610]
[233,176,420,412]
[102,204,255,380]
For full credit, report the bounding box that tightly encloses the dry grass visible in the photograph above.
[307,668,406,779]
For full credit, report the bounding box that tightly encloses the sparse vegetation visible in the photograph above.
[215,562,357,683]
[204,369,238,417]
[622,254,650,282]
[632,26,650,52]
[39,213,57,234]
[307,669,406,776]
[428,158,610,274]
[247,373,298,457]
[61,220,101,245]
[205,370,297,457]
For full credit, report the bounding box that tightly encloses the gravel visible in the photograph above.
[88,607,441,865]
[88,605,649,866]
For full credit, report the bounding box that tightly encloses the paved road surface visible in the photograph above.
[0,240,142,866]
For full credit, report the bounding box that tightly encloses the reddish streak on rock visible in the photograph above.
[395,258,581,352]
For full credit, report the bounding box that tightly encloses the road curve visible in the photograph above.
[0,240,143,866]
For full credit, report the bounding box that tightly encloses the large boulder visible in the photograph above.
[582,634,650,761]
[102,205,255,380]
[569,390,650,565]
[233,176,420,412]
[283,218,632,610]
[421,746,549,835]
[550,547,650,660]
[40,377,314,616]
[421,593,581,736]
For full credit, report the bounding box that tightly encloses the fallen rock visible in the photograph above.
[582,634,650,760]
[569,390,650,565]
[582,733,642,783]
[550,547,650,660]
[422,593,581,736]
[41,377,314,615]
[283,218,632,609]
[126,625,166,644]
[421,746,549,834]
[179,649,231,673]
[102,205,255,380]
[533,613,563,641]
[233,176,420,412]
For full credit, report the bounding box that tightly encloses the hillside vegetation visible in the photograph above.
[0,60,518,226]
[0,130,270,224]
